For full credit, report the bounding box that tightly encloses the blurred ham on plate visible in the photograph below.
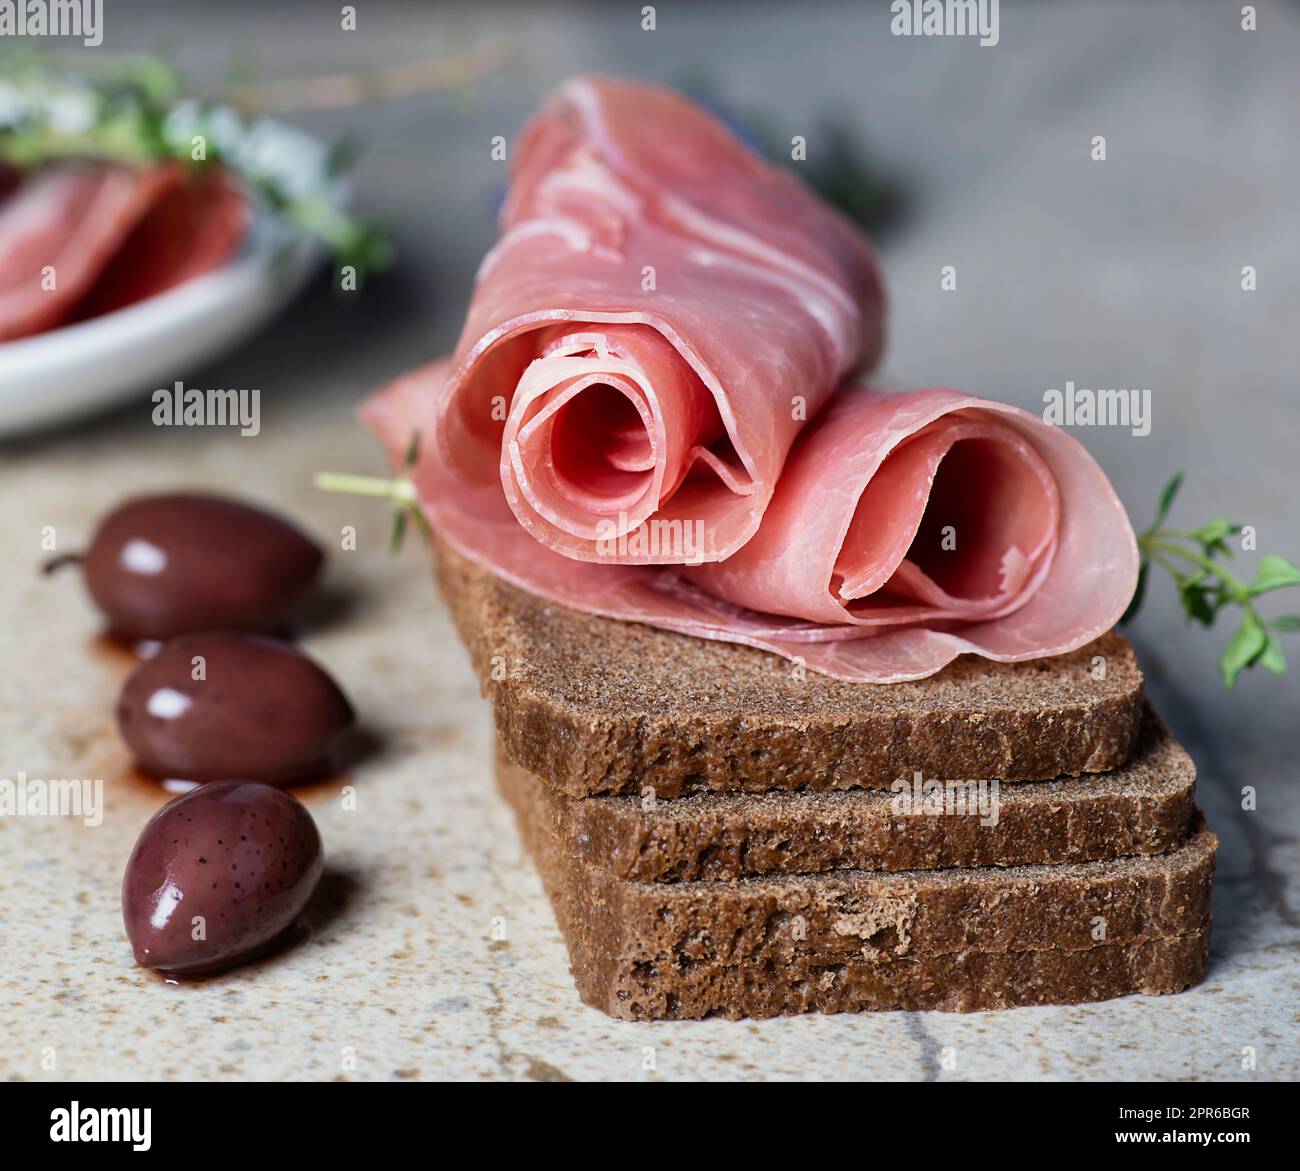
[0,121,335,436]
[0,164,251,341]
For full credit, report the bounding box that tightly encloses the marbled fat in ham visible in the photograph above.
[430,75,886,564]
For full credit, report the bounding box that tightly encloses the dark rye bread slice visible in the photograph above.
[496,707,1196,881]
[497,752,1216,1019]
[436,536,1145,798]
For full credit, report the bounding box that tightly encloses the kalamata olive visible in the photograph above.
[80,493,323,640]
[122,782,324,974]
[117,632,355,785]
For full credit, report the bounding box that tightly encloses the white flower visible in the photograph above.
[45,91,98,136]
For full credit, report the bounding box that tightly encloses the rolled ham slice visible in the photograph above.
[432,75,885,564]
[363,367,1139,684]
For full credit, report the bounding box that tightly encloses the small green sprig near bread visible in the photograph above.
[1123,473,1300,686]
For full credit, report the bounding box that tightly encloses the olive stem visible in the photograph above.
[42,552,84,575]
[312,472,418,504]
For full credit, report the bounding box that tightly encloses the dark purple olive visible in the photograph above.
[80,493,323,640]
[123,782,324,974]
[117,632,355,785]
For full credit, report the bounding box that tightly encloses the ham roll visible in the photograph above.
[364,370,1138,684]
[431,75,885,563]
[362,76,1137,684]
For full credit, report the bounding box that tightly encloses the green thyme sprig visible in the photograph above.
[0,54,392,276]
[314,431,430,554]
[1122,472,1300,686]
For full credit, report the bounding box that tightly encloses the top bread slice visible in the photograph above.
[434,536,1145,798]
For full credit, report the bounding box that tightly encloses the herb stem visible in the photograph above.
[217,38,516,115]
[312,471,417,504]
[1145,535,1247,596]
[1142,531,1266,637]
[1147,549,1184,582]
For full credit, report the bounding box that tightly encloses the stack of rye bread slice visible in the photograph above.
[436,537,1217,1020]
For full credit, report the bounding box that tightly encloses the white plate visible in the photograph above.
[0,120,336,437]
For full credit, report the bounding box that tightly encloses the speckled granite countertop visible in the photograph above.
[1,0,1298,1081]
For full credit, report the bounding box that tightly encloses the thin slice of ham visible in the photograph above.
[0,165,177,342]
[362,366,1139,684]
[72,169,247,321]
[433,75,885,564]
[0,163,247,343]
